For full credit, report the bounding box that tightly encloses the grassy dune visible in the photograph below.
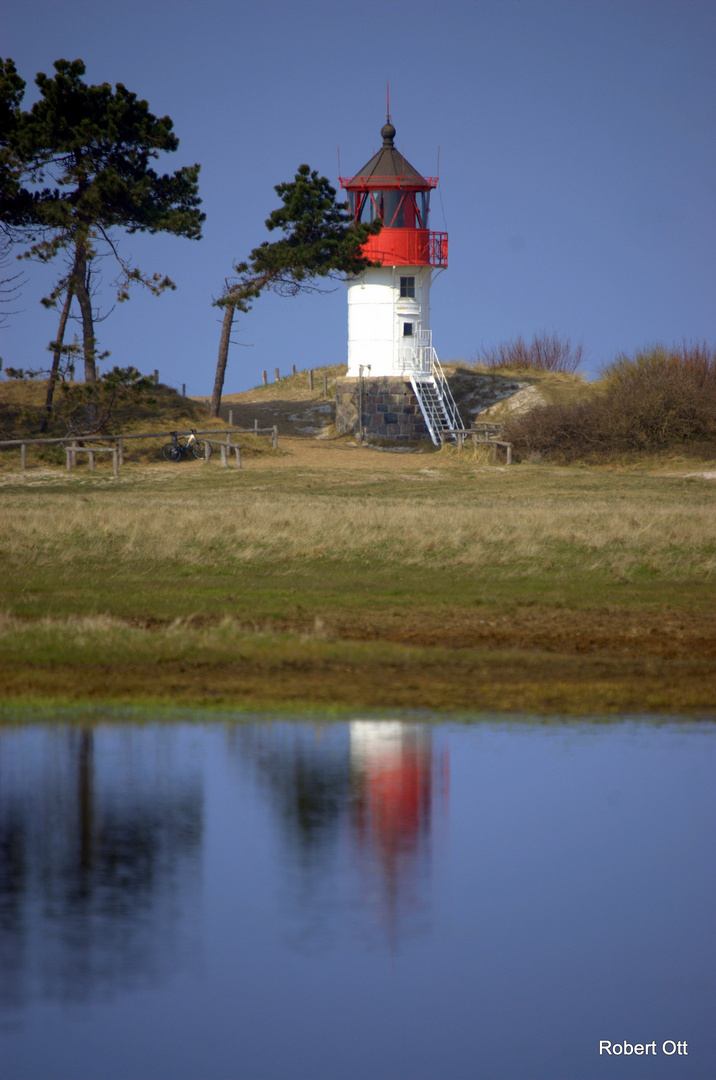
[1,452,715,715]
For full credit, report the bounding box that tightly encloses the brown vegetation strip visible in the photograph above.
[3,651,714,715]
[2,607,715,715]
[321,607,716,660]
[104,606,716,660]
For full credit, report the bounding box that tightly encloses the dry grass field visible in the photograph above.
[1,432,715,715]
[1,372,715,716]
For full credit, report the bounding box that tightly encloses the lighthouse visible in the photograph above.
[334,115,463,444]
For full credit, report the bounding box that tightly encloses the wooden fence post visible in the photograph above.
[21,443,26,470]
[66,447,72,472]
[272,425,278,449]
[254,419,259,433]
[204,440,211,462]
[235,446,242,469]
[262,370,268,386]
[153,370,159,385]
[292,364,296,376]
[322,373,328,398]
[220,443,228,467]
[88,450,95,472]
[274,367,280,383]
[308,369,314,391]
[112,448,119,477]
[229,409,234,426]
[118,437,125,465]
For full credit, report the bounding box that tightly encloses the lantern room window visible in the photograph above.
[351,190,429,229]
[400,276,415,298]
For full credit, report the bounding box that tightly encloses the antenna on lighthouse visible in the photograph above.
[386,79,391,123]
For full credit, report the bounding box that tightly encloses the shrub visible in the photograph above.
[599,344,716,449]
[506,343,716,461]
[477,331,583,374]
[59,366,157,435]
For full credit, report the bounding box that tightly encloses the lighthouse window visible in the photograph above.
[378,190,403,227]
[403,322,414,337]
[400,276,415,298]
[356,194,376,224]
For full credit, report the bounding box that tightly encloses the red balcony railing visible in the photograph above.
[361,229,448,268]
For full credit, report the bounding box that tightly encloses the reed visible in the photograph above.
[2,474,713,579]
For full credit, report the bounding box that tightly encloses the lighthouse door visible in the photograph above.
[395,273,422,375]
[396,318,422,375]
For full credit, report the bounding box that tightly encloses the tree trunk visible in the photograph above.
[40,282,74,432]
[210,301,236,418]
[73,237,96,383]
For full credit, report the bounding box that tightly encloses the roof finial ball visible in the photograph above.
[381,120,396,147]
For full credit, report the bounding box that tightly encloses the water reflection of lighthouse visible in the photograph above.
[349,722,449,945]
[225,721,450,949]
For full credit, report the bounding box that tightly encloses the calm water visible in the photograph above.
[0,715,714,1080]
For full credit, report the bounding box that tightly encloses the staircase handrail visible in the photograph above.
[430,352,464,432]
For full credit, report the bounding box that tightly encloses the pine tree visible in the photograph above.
[211,164,380,417]
[0,58,28,223]
[0,58,204,383]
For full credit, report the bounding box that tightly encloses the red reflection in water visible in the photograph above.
[349,722,449,944]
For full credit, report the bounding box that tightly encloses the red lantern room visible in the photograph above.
[340,119,448,268]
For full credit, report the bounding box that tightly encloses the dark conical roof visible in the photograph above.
[344,120,432,189]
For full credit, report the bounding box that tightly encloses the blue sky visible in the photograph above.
[2,0,715,393]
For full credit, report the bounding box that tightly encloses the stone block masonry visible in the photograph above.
[335,377,431,442]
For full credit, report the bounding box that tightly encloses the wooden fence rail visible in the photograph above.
[443,427,513,464]
[0,425,279,473]
[66,445,120,476]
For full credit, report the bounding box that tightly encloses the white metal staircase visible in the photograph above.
[397,331,464,445]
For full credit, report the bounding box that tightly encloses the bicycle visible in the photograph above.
[161,429,207,462]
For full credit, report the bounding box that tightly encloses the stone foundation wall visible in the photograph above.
[335,376,431,442]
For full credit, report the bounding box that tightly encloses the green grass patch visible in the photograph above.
[1,458,714,714]
[1,618,713,716]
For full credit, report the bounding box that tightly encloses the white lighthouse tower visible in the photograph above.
[335,115,463,444]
